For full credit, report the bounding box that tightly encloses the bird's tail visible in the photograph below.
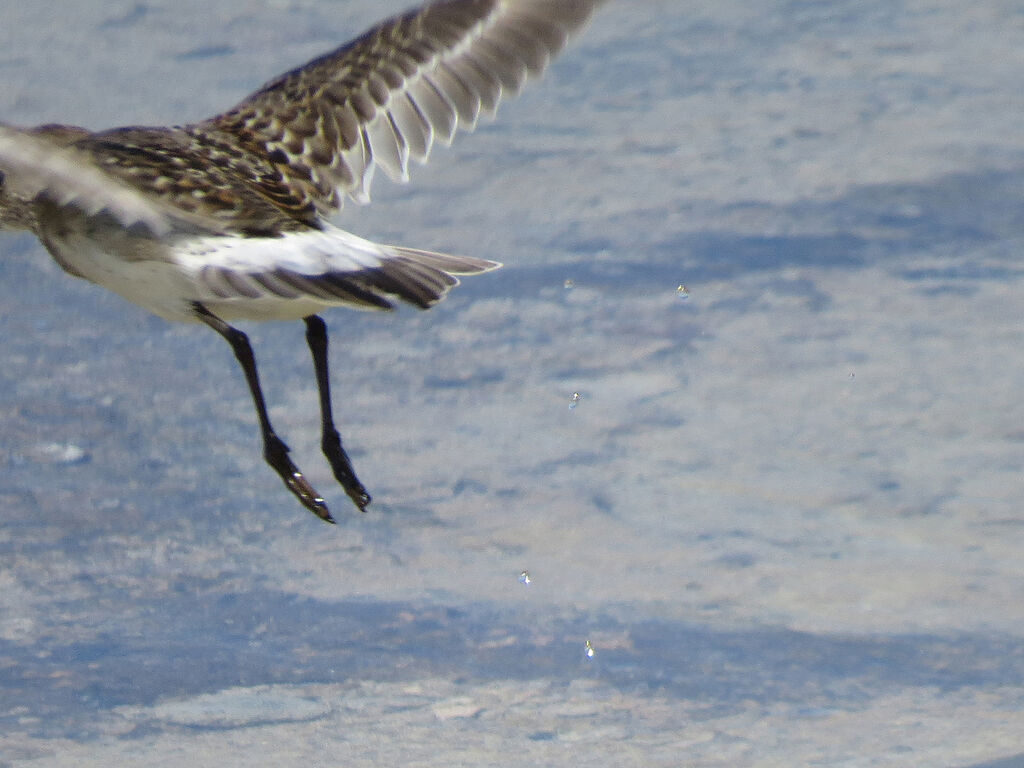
[366,245,501,309]
[184,225,502,313]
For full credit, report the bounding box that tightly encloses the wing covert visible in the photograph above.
[199,0,604,215]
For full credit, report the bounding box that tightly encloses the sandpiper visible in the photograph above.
[0,0,604,523]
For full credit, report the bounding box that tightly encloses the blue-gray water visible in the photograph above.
[1,1,1023,765]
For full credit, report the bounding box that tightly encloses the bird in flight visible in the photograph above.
[0,0,605,523]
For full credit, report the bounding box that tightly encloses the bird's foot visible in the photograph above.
[322,429,371,512]
[265,434,334,523]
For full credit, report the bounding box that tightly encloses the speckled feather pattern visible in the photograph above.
[204,0,600,214]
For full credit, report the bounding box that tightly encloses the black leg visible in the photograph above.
[194,303,334,523]
[304,315,371,511]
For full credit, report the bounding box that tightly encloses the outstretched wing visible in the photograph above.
[198,0,604,214]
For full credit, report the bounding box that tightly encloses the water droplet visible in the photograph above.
[569,392,582,411]
[676,284,690,300]
[564,278,575,290]
[584,639,595,659]
[519,570,531,585]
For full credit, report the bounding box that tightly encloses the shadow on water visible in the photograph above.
[2,586,1023,738]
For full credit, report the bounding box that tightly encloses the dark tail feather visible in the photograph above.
[350,245,501,309]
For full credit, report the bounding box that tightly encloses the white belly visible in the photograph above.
[45,230,202,322]
[42,229,331,324]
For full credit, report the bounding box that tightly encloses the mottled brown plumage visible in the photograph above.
[204,0,598,214]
